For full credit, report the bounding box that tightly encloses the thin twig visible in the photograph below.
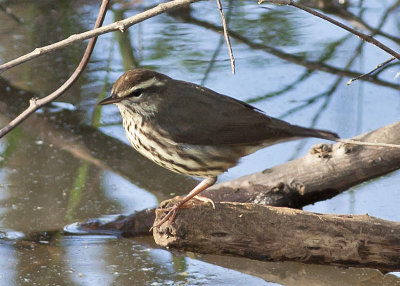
[178,15,399,90]
[202,0,234,85]
[0,0,201,74]
[337,139,400,149]
[347,57,396,85]
[258,0,400,61]
[0,0,110,138]
[215,0,235,74]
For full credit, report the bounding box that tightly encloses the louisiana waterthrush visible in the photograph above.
[98,69,339,228]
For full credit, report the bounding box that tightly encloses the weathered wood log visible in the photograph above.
[202,121,400,207]
[79,209,155,237]
[153,199,400,272]
[77,121,400,235]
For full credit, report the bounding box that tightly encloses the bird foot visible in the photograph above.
[150,204,180,231]
[150,195,215,231]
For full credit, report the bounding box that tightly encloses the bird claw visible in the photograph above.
[150,205,179,231]
[193,195,215,209]
[150,196,215,231]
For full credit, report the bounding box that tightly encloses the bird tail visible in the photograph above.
[291,125,340,141]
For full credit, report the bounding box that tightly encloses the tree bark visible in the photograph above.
[202,121,400,208]
[78,121,400,236]
[153,199,400,272]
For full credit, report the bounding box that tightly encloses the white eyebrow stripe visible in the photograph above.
[118,77,166,97]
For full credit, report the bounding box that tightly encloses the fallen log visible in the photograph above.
[202,121,400,207]
[79,121,400,236]
[153,199,400,272]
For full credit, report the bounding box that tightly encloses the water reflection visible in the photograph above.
[0,0,399,285]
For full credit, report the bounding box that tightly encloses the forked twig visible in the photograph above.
[0,0,110,138]
[347,57,396,85]
[258,0,400,61]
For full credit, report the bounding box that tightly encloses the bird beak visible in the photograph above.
[97,93,121,105]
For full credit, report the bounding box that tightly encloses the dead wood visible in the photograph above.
[77,121,400,235]
[153,199,400,272]
[202,121,400,207]
[79,209,155,237]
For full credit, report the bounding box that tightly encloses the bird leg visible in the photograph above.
[152,176,217,229]
[192,194,215,209]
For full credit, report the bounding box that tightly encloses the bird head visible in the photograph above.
[98,69,170,117]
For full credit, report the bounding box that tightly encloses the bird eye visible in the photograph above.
[127,88,143,98]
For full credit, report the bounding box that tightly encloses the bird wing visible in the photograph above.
[154,80,297,146]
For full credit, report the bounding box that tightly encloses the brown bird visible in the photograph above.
[98,69,339,228]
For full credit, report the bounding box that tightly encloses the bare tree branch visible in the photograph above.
[215,0,235,74]
[0,0,110,138]
[173,14,399,90]
[258,0,400,61]
[0,0,202,74]
[347,57,396,85]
